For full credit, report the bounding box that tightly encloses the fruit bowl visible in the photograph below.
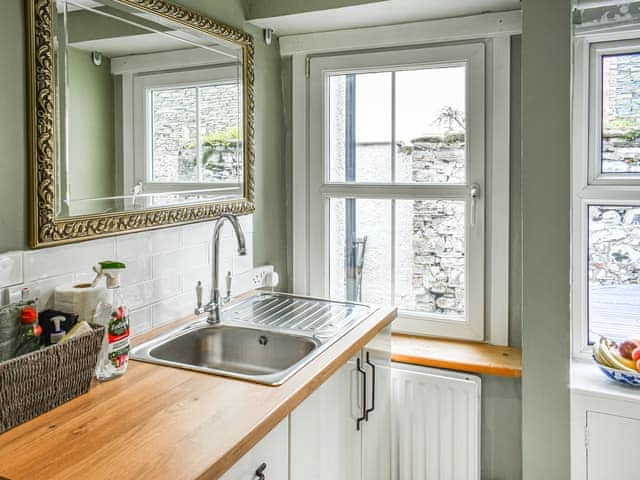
[592,357,640,387]
[592,336,640,387]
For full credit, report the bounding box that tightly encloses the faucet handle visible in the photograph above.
[195,281,203,312]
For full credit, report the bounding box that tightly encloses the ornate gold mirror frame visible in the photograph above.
[26,0,255,248]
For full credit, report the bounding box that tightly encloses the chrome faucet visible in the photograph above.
[195,214,247,324]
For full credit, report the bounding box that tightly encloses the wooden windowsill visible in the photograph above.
[391,333,522,378]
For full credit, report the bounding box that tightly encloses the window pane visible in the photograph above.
[329,198,392,305]
[588,205,640,343]
[328,73,392,182]
[395,66,466,184]
[601,53,640,174]
[329,198,466,319]
[396,200,465,319]
[151,87,198,182]
[199,83,243,183]
[328,66,466,184]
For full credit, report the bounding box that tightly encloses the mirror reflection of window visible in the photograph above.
[55,0,244,217]
[148,80,242,184]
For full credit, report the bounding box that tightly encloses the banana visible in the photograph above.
[593,342,611,368]
[598,339,637,372]
[610,349,637,371]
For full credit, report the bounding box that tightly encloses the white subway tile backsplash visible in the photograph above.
[2,217,254,338]
[23,239,115,282]
[152,244,209,279]
[72,256,152,288]
[122,275,181,310]
[238,214,254,234]
[71,272,97,286]
[181,264,212,296]
[116,232,151,260]
[232,270,255,296]
[181,222,214,247]
[150,228,181,254]
[119,257,152,287]
[152,292,193,328]
[0,252,23,288]
[233,235,254,275]
[130,307,152,337]
[216,247,234,283]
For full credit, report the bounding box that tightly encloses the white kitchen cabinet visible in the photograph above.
[219,418,288,480]
[290,358,362,480]
[362,327,392,480]
[586,411,640,480]
[290,325,392,480]
[571,362,640,480]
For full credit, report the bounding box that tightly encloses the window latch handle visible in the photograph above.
[470,183,481,226]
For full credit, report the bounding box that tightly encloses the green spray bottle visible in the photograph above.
[91,261,130,381]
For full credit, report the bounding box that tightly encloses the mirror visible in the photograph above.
[27,0,255,247]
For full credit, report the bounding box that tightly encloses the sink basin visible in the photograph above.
[130,292,373,385]
[150,325,318,377]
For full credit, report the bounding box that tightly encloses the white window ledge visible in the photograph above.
[571,359,640,403]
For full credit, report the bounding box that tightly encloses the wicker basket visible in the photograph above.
[0,324,104,433]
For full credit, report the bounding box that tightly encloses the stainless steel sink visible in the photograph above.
[150,325,317,376]
[130,292,373,385]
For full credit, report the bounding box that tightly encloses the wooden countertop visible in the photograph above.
[0,306,396,480]
[391,334,522,378]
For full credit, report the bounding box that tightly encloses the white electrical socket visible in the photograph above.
[8,285,40,304]
[252,265,276,289]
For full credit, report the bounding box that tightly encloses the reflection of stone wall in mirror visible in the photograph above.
[55,0,244,218]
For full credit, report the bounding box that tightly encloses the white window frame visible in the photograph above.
[113,48,243,206]
[132,66,241,191]
[572,31,640,358]
[286,12,517,344]
[308,44,485,340]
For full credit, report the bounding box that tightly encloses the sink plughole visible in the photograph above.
[130,292,373,385]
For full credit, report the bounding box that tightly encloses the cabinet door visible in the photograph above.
[362,325,392,480]
[220,418,288,480]
[290,359,362,480]
[587,411,640,480]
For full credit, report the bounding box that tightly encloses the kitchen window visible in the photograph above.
[294,40,510,342]
[573,36,640,353]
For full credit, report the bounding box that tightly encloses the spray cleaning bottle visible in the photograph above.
[91,261,130,381]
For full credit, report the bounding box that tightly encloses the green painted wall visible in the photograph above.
[481,375,522,479]
[66,47,115,212]
[0,0,27,250]
[0,0,289,293]
[247,0,382,20]
[521,0,571,478]
[509,34,522,350]
[477,34,523,480]
[476,34,522,480]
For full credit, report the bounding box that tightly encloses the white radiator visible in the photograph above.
[391,363,481,480]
